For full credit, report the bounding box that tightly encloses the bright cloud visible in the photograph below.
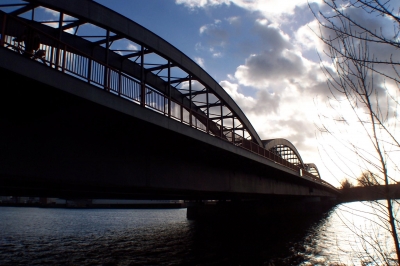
[176,0,230,9]
[176,0,314,17]
[194,57,206,68]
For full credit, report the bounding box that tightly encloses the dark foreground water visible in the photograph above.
[0,202,397,265]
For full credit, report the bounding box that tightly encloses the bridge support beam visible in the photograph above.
[186,198,337,220]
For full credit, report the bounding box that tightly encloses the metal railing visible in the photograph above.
[0,13,335,189]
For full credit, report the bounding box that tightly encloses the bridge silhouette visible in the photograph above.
[0,0,338,208]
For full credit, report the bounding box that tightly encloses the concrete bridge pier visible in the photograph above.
[186,197,338,220]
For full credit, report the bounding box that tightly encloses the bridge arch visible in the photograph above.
[262,139,322,179]
[304,163,321,179]
[0,0,262,146]
[262,139,305,169]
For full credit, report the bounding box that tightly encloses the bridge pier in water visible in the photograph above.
[186,198,337,220]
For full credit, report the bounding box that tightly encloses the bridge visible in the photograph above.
[0,0,339,210]
[339,184,400,202]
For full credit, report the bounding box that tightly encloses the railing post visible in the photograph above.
[206,88,209,133]
[87,58,92,83]
[49,46,54,68]
[107,68,111,91]
[104,30,110,91]
[220,105,224,138]
[55,12,64,70]
[189,77,192,127]
[118,69,121,96]
[1,14,6,47]
[167,61,171,117]
[180,103,183,123]
[140,46,145,107]
[62,44,66,72]
[232,117,235,144]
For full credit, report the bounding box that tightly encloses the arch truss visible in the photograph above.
[0,0,323,181]
[304,163,321,179]
[263,139,321,179]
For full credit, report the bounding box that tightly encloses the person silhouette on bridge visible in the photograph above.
[23,27,40,57]
[14,27,46,63]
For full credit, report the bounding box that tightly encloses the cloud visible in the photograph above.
[235,50,306,88]
[294,19,322,52]
[42,6,75,21]
[221,80,255,104]
[212,51,222,58]
[220,77,320,162]
[199,21,228,48]
[226,16,240,25]
[194,57,206,68]
[197,20,231,58]
[253,20,293,52]
[175,0,230,9]
[127,43,139,51]
[176,0,316,18]
[229,18,322,90]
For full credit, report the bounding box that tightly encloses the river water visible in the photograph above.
[0,202,398,265]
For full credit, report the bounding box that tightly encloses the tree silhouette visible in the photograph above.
[357,171,380,187]
[340,178,354,189]
[310,0,400,263]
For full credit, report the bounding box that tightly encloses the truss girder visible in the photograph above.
[93,34,122,45]
[182,90,207,97]
[146,63,176,72]
[122,50,152,59]
[61,19,86,31]
[10,3,36,16]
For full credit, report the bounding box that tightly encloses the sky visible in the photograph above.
[88,0,400,187]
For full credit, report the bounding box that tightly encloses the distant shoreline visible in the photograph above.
[0,202,186,209]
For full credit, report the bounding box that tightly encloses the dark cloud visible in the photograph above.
[253,22,293,52]
[254,90,280,114]
[235,49,306,86]
[316,3,400,73]
[233,19,313,87]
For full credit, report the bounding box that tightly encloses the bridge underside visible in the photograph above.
[0,52,336,200]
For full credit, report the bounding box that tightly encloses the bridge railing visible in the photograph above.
[0,13,334,188]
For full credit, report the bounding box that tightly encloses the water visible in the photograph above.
[0,202,398,265]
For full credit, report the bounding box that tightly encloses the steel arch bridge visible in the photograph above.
[0,0,324,185]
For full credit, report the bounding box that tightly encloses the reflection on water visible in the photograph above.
[0,202,398,265]
[306,201,399,265]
